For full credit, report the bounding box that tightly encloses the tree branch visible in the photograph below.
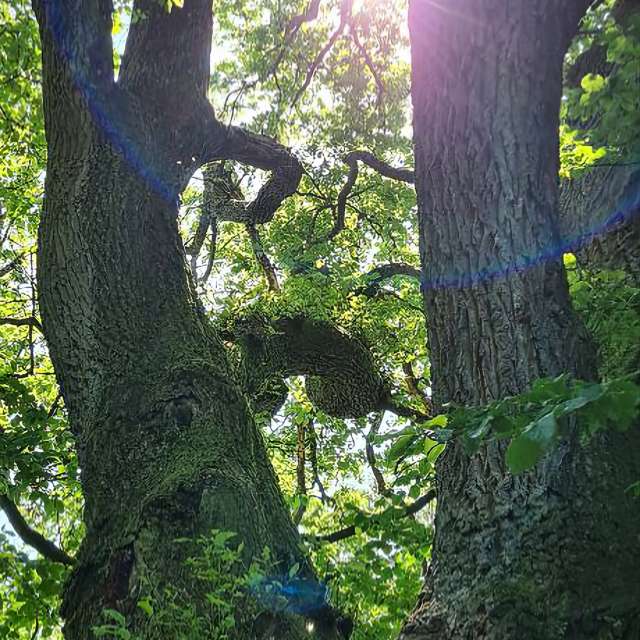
[0,316,43,332]
[247,224,280,292]
[329,151,414,239]
[290,0,353,108]
[365,413,387,495]
[235,315,388,419]
[293,419,308,525]
[351,28,384,111]
[32,0,115,147]
[353,262,422,297]
[119,0,212,99]
[314,489,436,543]
[0,494,74,566]
[203,126,304,225]
[559,164,640,282]
[0,253,24,278]
[402,361,433,416]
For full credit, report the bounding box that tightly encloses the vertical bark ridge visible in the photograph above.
[402,1,640,638]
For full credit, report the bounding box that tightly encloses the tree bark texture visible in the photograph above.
[402,1,640,638]
[33,1,340,637]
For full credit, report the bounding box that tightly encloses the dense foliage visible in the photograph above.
[1,0,638,638]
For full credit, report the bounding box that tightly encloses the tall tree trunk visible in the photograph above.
[402,1,640,638]
[32,1,340,637]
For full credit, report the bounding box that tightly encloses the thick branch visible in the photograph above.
[0,494,74,566]
[235,315,388,418]
[32,0,115,146]
[559,164,640,281]
[314,489,436,543]
[203,126,304,225]
[119,0,212,99]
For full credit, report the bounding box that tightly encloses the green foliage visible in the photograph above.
[386,375,640,476]
[1,0,639,638]
[568,264,640,379]
[92,530,270,639]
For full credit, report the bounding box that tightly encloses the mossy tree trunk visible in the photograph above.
[402,1,640,638]
[32,1,340,637]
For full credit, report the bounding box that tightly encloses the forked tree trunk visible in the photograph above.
[33,1,339,638]
[401,1,640,638]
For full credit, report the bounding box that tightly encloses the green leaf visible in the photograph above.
[506,413,558,474]
[580,73,606,93]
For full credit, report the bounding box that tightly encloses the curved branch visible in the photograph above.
[314,489,436,543]
[290,0,352,108]
[0,494,74,566]
[203,126,304,225]
[329,151,414,240]
[234,315,389,419]
[351,29,384,111]
[0,316,43,332]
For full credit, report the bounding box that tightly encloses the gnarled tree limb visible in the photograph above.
[233,315,389,418]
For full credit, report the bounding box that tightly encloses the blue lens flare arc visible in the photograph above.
[43,1,639,287]
[43,1,179,204]
[420,169,640,292]
[250,575,329,615]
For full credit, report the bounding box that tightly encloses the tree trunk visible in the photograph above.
[402,1,640,638]
[33,1,340,637]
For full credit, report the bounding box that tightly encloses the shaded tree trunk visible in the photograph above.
[402,1,640,638]
[32,1,341,637]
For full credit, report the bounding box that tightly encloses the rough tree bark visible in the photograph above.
[401,1,640,639]
[32,1,343,638]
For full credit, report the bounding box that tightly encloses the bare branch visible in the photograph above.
[354,262,422,296]
[247,224,280,292]
[0,494,74,566]
[351,28,384,111]
[288,0,323,34]
[314,489,436,543]
[290,0,353,108]
[329,151,414,240]
[365,413,387,495]
[308,422,332,504]
[293,419,308,525]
